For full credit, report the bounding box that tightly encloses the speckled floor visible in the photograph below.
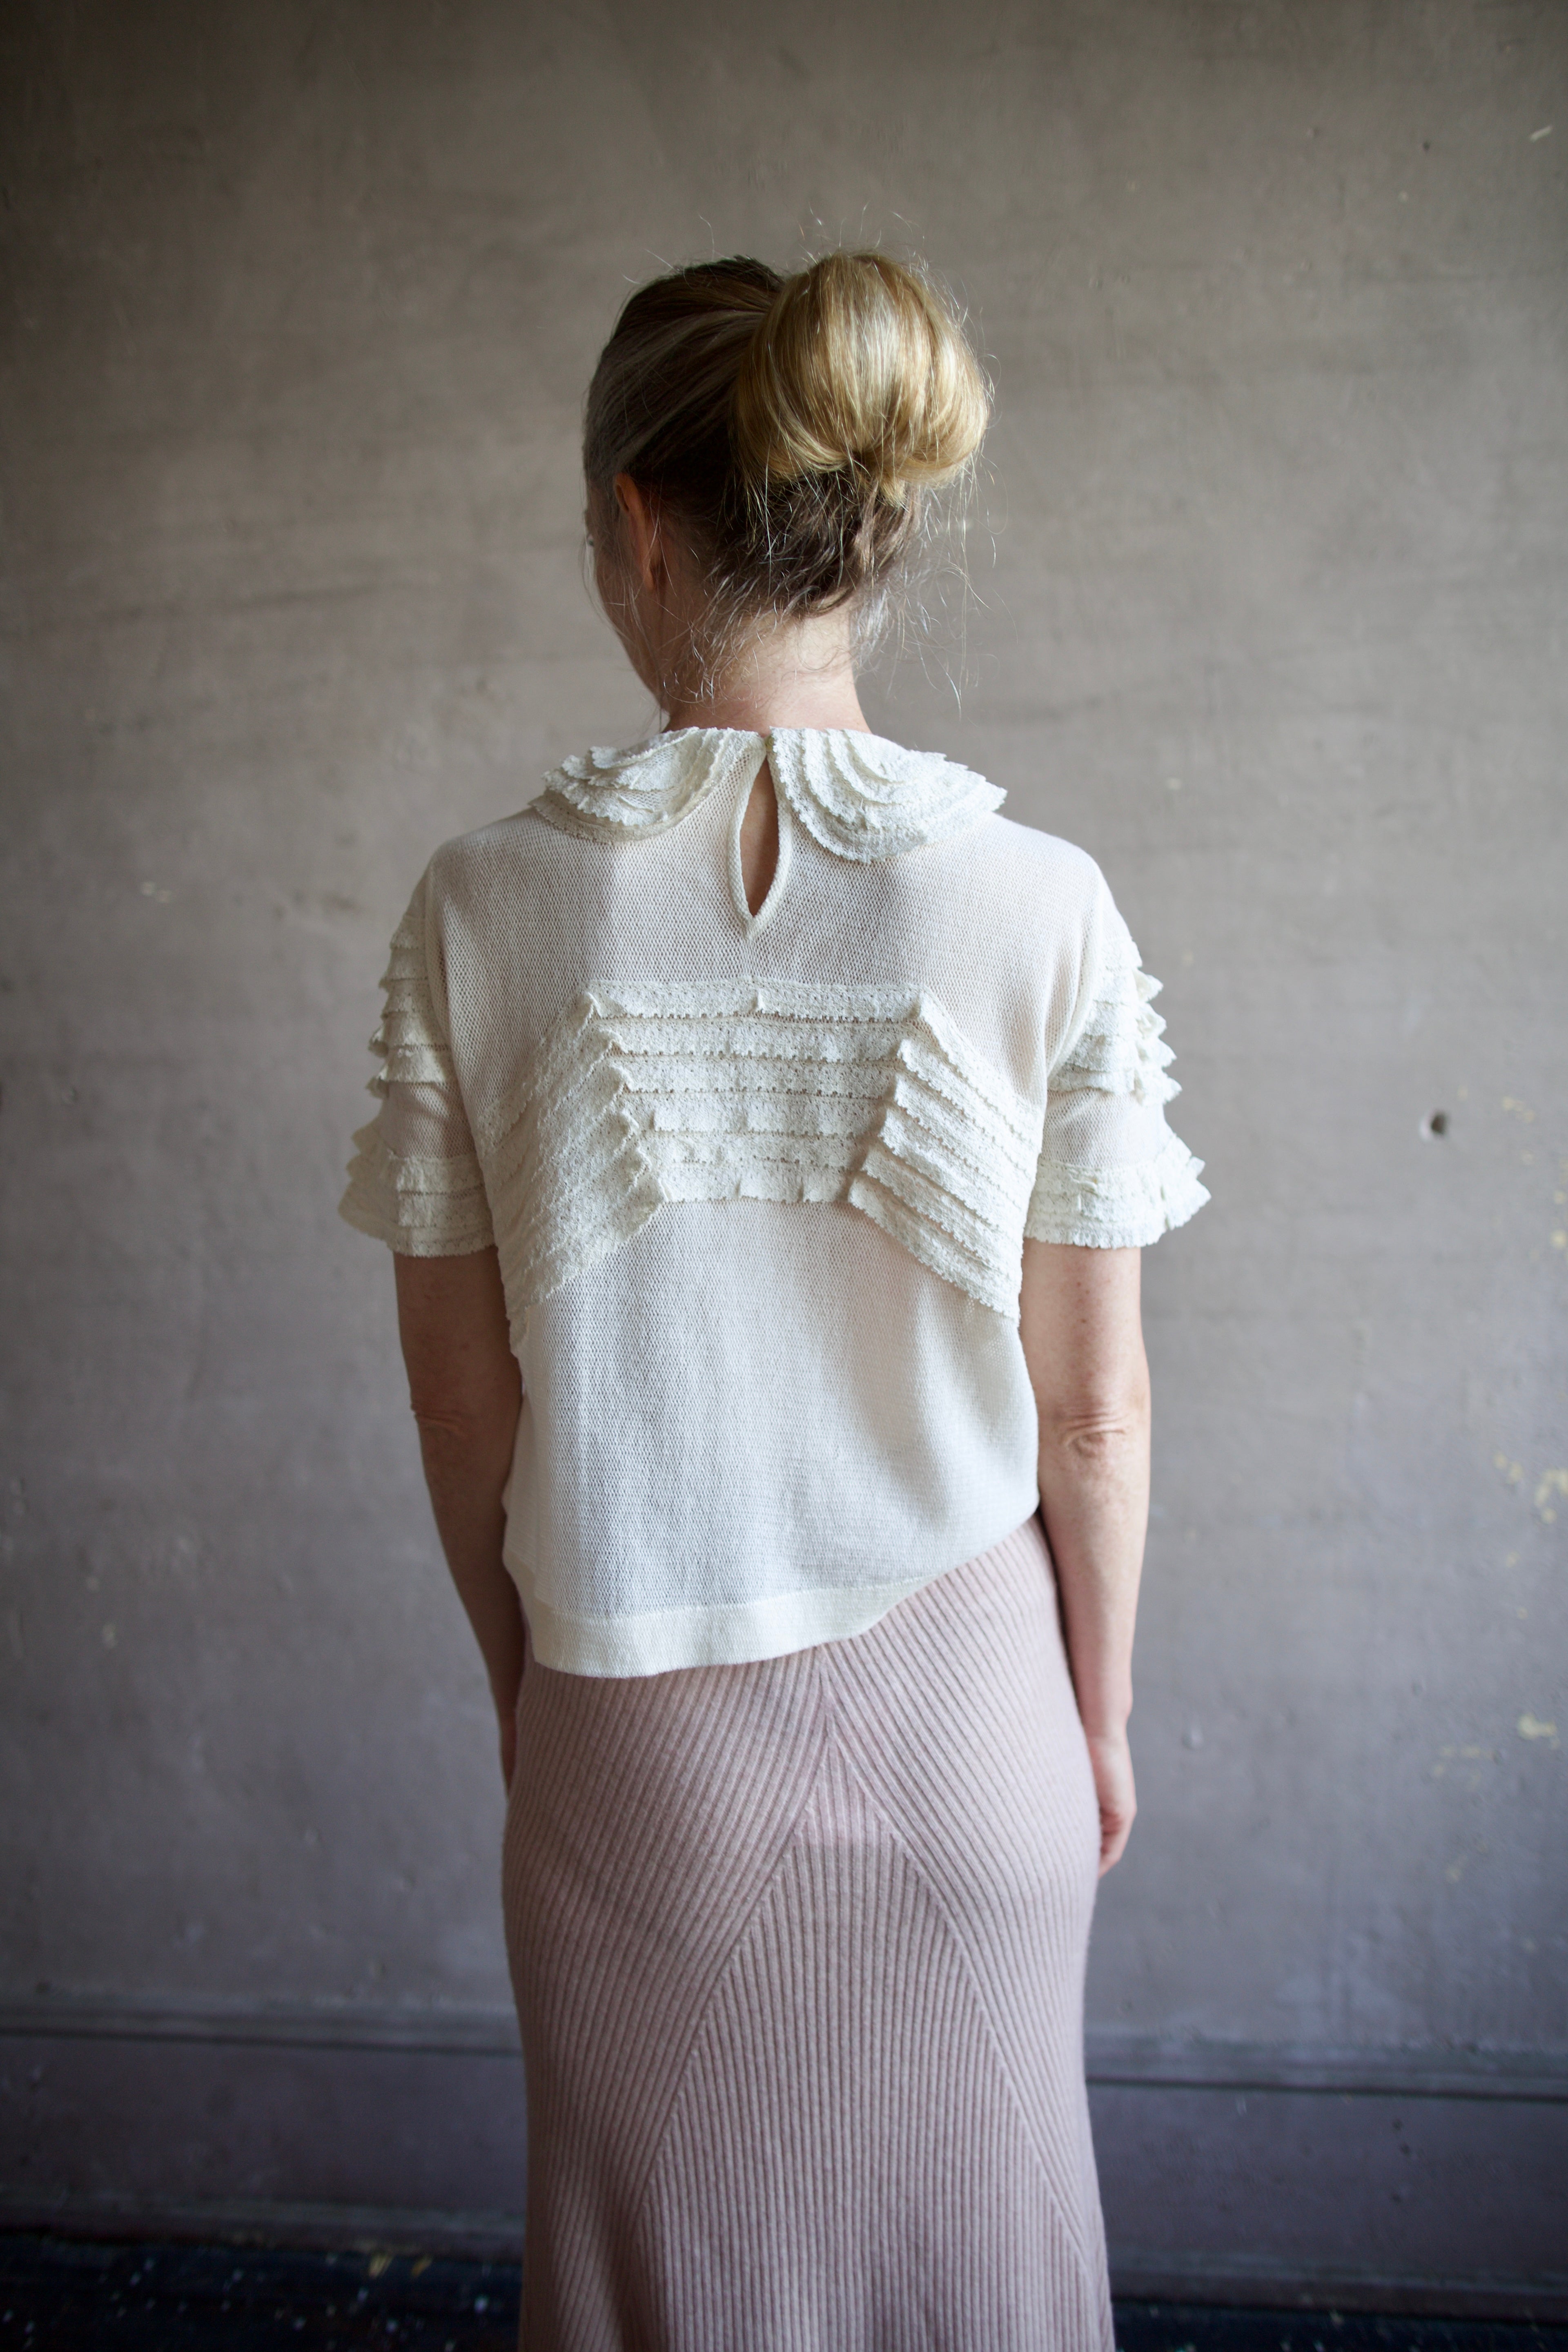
[1116,2309,1566,2352]
[0,2240,515,2351]
[0,2238,1563,2352]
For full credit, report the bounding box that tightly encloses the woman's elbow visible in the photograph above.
[407,1364,521,1452]
[1038,1374,1151,1468]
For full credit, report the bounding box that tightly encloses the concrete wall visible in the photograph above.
[2,0,1565,2308]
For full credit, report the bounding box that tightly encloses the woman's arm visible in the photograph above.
[1019,1238,1151,1875]
[394,1248,526,1789]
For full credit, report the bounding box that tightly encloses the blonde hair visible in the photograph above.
[732,252,988,510]
[583,249,989,683]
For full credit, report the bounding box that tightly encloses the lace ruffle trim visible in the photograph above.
[532,727,1005,862]
[1052,952,1180,1108]
[340,1123,495,1256]
[365,907,452,1096]
[767,729,1005,861]
[533,729,760,842]
[478,979,1043,1330]
[1024,1131,1209,1250]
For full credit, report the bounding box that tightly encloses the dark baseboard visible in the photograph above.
[1109,2253,1568,2325]
[4,1998,1566,2319]
[0,2194,522,2263]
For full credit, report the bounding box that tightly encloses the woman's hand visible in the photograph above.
[1084,1728,1137,1875]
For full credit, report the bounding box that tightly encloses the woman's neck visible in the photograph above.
[662,608,871,736]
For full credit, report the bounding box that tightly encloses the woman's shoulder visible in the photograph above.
[979,805,1104,876]
[407,738,1117,946]
[952,804,1112,924]
[415,796,574,898]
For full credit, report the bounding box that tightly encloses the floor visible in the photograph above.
[0,2238,1564,2351]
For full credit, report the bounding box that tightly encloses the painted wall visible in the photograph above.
[3,0,1565,2301]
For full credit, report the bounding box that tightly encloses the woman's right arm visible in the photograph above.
[394,1247,527,1790]
[1019,1237,1152,1874]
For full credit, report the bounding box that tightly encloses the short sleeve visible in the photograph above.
[338,871,496,1257]
[1024,874,1209,1250]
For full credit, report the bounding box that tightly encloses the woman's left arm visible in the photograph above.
[1020,1238,1151,1875]
[394,1248,526,1789]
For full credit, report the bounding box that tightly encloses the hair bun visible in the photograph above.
[731,252,989,508]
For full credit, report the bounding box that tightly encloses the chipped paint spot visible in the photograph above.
[1502,1096,1536,1122]
[1493,1454,1523,1485]
[1536,1468,1568,1520]
[1517,1714,1559,1746]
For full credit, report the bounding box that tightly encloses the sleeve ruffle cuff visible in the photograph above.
[339,1123,495,1257]
[1024,1130,1209,1250]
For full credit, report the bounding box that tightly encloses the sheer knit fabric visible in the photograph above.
[340,725,1207,1676]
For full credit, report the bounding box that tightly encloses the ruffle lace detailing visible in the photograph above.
[340,1123,494,1256]
[1051,948,1179,1107]
[767,729,1005,861]
[1024,1131,1209,1251]
[535,731,761,841]
[532,727,1004,862]
[1027,932,1209,1247]
[339,887,497,1256]
[366,906,454,1096]
[478,981,1043,1330]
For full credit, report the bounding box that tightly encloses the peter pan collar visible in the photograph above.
[533,726,1004,862]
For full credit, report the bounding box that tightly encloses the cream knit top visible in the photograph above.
[341,727,1208,1677]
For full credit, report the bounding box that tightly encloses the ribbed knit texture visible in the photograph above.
[502,1518,1113,2352]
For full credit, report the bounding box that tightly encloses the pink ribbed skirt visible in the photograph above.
[502,1517,1113,2352]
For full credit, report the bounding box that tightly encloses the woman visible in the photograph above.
[342,250,1206,2351]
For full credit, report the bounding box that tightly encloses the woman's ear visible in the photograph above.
[613,474,663,596]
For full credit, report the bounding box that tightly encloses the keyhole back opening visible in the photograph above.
[739,763,780,915]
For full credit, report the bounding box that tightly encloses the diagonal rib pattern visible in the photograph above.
[503,1517,1114,2352]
